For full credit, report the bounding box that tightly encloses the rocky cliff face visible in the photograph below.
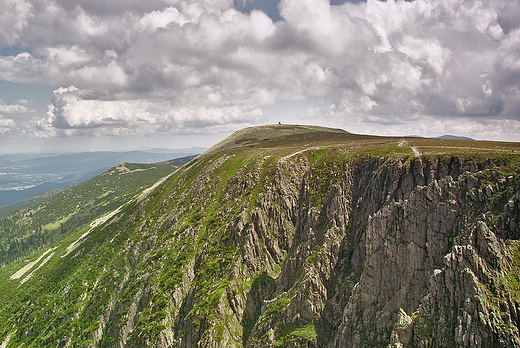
[133,152,519,348]
[1,126,519,348]
[334,162,520,347]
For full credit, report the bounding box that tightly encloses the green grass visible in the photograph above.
[0,162,176,265]
[505,241,520,301]
[273,323,317,347]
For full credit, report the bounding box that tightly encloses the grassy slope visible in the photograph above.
[0,186,72,216]
[204,124,520,164]
[0,162,178,266]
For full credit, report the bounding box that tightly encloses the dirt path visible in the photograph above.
[62,206,123,258]
[399,139,421,157]
[137,171,175,203]
[280,146,321,161]
[20,248,57,285]
[10,246,55,280]
[1,333,13,348]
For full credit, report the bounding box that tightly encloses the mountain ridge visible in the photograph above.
[1,125,519,347]
[202,124,352,156]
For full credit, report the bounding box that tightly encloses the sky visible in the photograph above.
[0,0,519,153]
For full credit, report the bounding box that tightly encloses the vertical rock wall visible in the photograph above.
[79,153,519,348]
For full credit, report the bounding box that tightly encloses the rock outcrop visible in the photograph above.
[141,151,519,348]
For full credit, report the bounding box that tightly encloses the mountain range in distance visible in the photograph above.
[0,147,206,210]
[405,134,475,140]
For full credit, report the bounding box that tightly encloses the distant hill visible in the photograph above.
[405,135,474,140]
[203,124,350,155]
[0,161,179,265]
[0,148,205,208]
[437,134,474,140]
[161,155,198,167]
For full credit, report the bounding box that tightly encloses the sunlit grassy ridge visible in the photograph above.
[203,124,349,155]
[202,124,520,162]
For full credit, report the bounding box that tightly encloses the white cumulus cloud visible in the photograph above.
[35,85,265,137]
[0,100,36,114]
[0,0,518,141]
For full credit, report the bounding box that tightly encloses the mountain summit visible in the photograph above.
[1,125,520,347]
[203,124,351,155]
